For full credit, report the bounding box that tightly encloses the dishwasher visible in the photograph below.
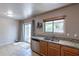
[31,39,40,54]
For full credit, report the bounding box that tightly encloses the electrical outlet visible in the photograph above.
[67,33,69,37]
[74,34,78,38]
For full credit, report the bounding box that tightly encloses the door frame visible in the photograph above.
[23,22,32,43]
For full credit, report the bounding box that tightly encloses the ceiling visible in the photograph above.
[0,3,71,20]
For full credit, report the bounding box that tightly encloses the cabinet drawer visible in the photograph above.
[48,43,60,49]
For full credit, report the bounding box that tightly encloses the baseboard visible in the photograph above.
[0,41,15,47]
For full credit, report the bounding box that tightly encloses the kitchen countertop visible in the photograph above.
[31,36,79,49]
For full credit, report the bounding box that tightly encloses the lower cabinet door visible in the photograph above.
[48,43,60,56]
[62,51,78,56]
[48,47,60,56]
[61,46,79,56]
[40,41,48,56]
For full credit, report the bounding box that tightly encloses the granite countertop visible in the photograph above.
[31,36,79,49]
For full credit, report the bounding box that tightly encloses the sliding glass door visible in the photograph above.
[24,23,31,43]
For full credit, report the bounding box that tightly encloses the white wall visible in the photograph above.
[0,17,19,46]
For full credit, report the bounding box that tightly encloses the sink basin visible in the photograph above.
[44,36,59,42]
[50,39,59,42]
[44,36,51,40]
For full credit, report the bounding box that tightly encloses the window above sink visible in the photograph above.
[43,16,65,33]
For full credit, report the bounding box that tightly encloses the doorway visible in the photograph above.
[24,23,31,43]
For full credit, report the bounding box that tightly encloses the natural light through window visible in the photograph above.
[44,19,64,33]
[54,20,64,33]
[44,21,53,32]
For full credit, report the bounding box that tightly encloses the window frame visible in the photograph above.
[53,19,65,33]
[43,21,54,33]
[43,19,65,33]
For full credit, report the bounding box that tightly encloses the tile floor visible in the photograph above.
[0,42,40,56]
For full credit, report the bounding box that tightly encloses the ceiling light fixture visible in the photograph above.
[6,10,14,17]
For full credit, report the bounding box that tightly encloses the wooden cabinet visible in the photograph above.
[48,43,61,56]
[31,39,40,54]
[61,46,79,56]
[40,41,48,55]
[31,38,79,56]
